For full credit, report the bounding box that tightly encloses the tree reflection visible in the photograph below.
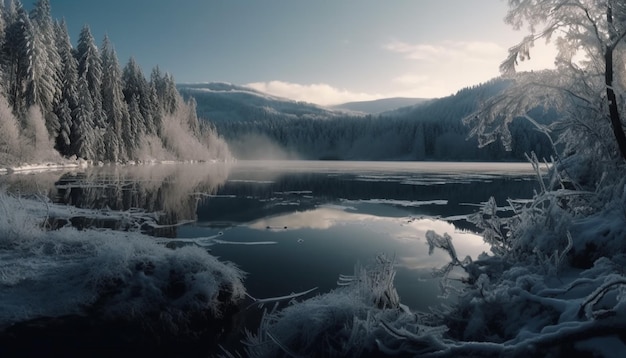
[0,164,231,237]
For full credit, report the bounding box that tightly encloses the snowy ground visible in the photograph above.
[0,191,245,350]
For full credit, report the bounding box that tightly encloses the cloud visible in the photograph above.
[245,81,383,106]
[392,74,430,86]
[382,38,557,98]
[386,38,556,73]
[243,38,558,106]
[381,39,511,97]
[385,39,505,64]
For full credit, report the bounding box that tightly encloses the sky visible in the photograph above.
[29,0,557,105]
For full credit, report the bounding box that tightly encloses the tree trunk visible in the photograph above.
[606,3,626,161]
[605,47,626,160]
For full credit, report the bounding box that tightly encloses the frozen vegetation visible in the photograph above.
[0,190,245,349]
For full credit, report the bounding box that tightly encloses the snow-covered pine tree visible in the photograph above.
[75,25,105,156]
[28,0,62,138]
[127,94,145,150]
[53,20,79,156]
[184,96,200,136]
[71,75,97,160]
[161,72,179,115]
[101,35,132,162]
[148,81,162,136]
[122,57,155,135]
[148,66,167,133]
[0,0,231,163]
[2,1,31,115]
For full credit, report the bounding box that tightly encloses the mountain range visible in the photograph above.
[177,82,429,120]
[178,79,554,161]
[178,82,348,122]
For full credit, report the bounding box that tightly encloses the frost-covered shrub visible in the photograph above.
[134,134,176,162]
[0,104,61,165]
[0,96,21,165]
[0,192,245,333]
[22,106,61,163]
[159,99,233,162]
[84,235,245,324]
[244,255,418,357]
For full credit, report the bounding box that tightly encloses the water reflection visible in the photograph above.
[0,163,231,236]
[245,205,489,270]
[248,206,371,231]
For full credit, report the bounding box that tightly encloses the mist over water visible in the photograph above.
[227,134,301,160]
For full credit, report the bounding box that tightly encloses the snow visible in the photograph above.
[244,254,406,357]
[2,161,83,175]
[0,191,245,331]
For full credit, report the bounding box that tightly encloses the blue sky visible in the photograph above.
[31,0,555,105]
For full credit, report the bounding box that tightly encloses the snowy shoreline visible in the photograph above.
[0,158,235,176]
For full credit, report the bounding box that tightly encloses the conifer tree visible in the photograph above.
[52,20,78,156]
[0,0,229,163]
[2,2,31,115]
[29,0,62,136]
[100,35,130,161]
[76,25,105,156]
[123,57,155,135]
[71,75,96,160]
[127,94,145,146]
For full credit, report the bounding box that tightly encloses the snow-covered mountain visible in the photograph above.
[179,83,431,119]
[178,82,352,123]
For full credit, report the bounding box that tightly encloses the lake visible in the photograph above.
[0,160,539,315]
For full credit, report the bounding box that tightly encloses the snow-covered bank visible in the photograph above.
[0,191,245,332]
[4,161,84,174]
[0,158,90,175]
[0,157,235,176]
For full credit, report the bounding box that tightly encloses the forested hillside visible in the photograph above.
[178,82,349,123]
[0,0,230,166]
[331,97,429,114]
[184,79,554,161]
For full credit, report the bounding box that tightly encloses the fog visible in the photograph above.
[227,133,301,160]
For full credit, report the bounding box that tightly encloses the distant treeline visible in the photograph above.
[0,0,230,165]
[186,79,554,161]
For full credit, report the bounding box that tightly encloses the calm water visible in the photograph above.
[0,160,539,311]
